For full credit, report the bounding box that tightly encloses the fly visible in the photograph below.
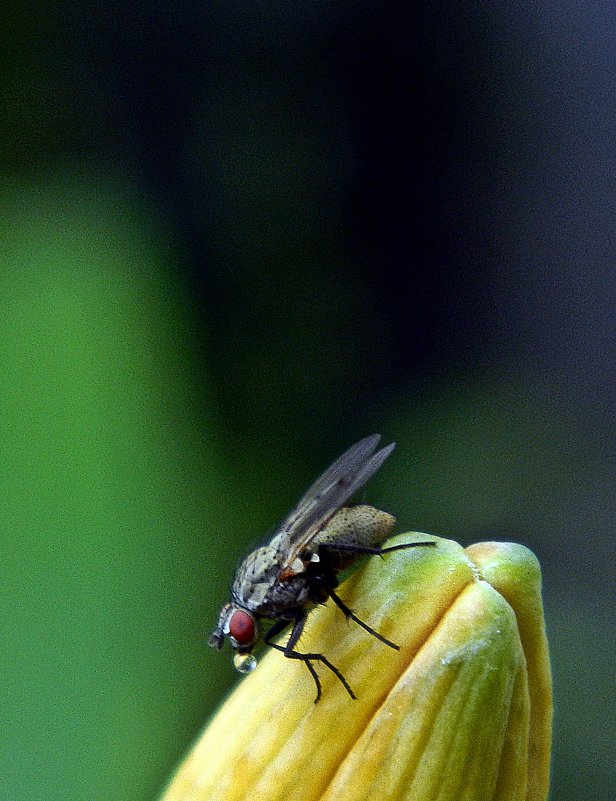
[208,434,436,702]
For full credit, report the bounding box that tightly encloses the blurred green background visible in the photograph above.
[1,4,613,800]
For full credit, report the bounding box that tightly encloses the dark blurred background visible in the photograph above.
[1,4,613,800]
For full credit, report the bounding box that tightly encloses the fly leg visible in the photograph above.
[263,618,322,700]
[325,585,400,649]
[318,539,436,649]
[320,539,436,559]
[264,613,356,703]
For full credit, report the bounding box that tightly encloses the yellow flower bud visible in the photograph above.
[161,534,552,801]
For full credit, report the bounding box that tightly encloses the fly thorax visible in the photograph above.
[266,572,312,613]
[232,546,281,610]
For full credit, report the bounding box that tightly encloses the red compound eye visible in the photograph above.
[228,609,256,645]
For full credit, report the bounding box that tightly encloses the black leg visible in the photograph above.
[263,617,293,642]
[264,618,323,701]
[325,585,400,650]
[320,539,436,558]
[316,540,435,650]
[303,660,323,704]
[264,612,356,702]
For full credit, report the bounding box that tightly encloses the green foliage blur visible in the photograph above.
[1,5,614,801]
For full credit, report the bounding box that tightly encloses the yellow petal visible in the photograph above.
[161,534,552,801]
[465,542,552,801]
[321,581,529,801]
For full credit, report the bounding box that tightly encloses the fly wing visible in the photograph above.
[273,435,396,570]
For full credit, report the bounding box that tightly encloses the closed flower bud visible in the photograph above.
[161,534,552,801]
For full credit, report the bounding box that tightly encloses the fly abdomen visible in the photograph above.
[311,504,395,571]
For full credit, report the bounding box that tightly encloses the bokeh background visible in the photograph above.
[1,4,614,800]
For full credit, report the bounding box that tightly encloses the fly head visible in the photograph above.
[208,601,259,674]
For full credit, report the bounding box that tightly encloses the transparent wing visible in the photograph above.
[273,435,396,568]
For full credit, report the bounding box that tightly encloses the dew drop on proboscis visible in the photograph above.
[233,652,258,674]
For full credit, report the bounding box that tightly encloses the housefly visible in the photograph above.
[208,434,436,702]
